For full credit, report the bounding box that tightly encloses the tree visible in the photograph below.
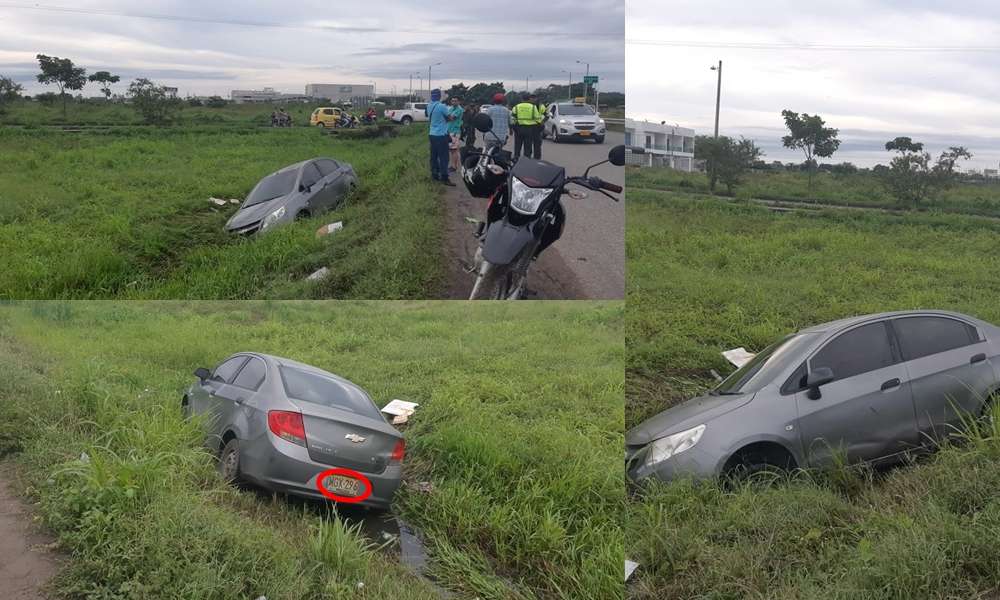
[0,76,23,113]
[36,54,87,117]
[695,135,763,194]
[127,78,182,124]
[780,110,841,192]
[880,137,973,207]
[205,95,227,108]
[88,70,120,99]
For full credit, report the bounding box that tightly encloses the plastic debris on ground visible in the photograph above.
[625,559,639,581]
[316,221,344,238]
[306,267,330,281]
[381,399,419,424]
[209,197,228,207]
[722,347,756,369]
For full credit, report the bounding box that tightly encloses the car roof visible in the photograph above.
[797,309,980,334]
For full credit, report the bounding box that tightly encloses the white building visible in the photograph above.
[304,83,375,104]
[624,118,696,171]
[230,87,310,104]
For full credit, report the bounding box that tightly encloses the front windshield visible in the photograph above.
[713,333,815,395]
[244,170,298,207]
[558,104,596,116]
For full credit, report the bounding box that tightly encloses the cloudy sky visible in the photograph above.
[627,0,1000,169]
[0,1,623,99]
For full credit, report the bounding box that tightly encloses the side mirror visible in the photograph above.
[608,145,626,166]
[805,367,834,400]
[473,112,493,133]
[194,367,211,382]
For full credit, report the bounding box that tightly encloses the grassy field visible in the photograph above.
[625,189,1000,599]
[0,125,448,299]
[0,300,624,600]
[627,167,1000,217]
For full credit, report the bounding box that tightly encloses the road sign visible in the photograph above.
[583,75,599,84]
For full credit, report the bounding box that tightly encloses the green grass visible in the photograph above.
[0,300,624,600]
[627,167,1000,217]
[625,189,1000,599]
[0,126,444,299]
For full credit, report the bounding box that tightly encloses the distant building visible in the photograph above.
[304,83,375,105]
[163,86,178,99]
[624,119,696,171]
[985,168,999,180]
[230,87,311,104]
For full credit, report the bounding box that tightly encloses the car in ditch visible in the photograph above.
[627,310,1000,485]
[224,158,357,236]
[182,352,404,510]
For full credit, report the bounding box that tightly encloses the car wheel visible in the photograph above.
[402,116,413,125]
[316,122,326,128]
[594,136,605,144]
[218,438,242,483]
[551,127,562,143]
[723,445,796,486]
[295,210,311,221]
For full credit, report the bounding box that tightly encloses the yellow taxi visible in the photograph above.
[310,107,344,127]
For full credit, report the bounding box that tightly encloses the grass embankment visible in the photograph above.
[625,189,1000,599]
[0,300,625,600]
[627,167,1000,217]
[0,126,444,299]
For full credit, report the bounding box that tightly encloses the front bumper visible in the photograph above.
[626,442,720,486]
[240,430,402,510]
[555,122,606,138]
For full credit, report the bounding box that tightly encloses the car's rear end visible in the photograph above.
[238,360,404,509]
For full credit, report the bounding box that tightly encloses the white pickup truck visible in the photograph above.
[385,102,429,125]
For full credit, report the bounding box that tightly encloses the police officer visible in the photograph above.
[512,93,543,160]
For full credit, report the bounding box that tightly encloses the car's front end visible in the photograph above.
[225,197,296,236]
[551,104,606,141]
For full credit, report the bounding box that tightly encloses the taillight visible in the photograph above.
[390,439,405,463]
[268,410,306,446]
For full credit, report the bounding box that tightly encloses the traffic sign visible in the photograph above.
[583,75,599,84]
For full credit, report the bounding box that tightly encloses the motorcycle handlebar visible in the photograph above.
[599,180,623,194]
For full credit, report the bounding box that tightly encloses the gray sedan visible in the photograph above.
[627,310,1000,484]
[224,158,357,235]
[182,353,403,510]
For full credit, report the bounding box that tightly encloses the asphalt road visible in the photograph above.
[442,130,625,300]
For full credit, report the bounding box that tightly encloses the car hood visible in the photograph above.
[626,391,756,446]
[225,196,288,230]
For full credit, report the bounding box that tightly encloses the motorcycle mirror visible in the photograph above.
[473,113,493,133]
[608,145,627,166]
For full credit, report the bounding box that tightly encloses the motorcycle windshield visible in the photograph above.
[510,158,565,189]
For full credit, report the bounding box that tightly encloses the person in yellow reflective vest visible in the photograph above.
[512,93,544,160]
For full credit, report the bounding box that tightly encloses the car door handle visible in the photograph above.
[971,353,987,364]
[880,378,901,391]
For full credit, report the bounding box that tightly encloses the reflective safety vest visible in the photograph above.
[513,102,542,126]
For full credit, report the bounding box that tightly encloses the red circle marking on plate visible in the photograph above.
[315,467,372,503]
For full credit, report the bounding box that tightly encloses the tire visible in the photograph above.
[402,116,413,126]
[218,438,242,483]
[594,136,605,144]
[316,122,326,128]
[550,126,562,143]
[724,450,794,486]
[295,210,310,221]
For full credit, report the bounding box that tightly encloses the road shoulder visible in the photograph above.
[0,463,61,600]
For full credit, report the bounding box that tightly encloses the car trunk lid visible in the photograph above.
[292,401,401,474]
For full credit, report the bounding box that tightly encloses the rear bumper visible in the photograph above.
[240,431,402,510]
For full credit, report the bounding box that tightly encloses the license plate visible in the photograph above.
[578,130,590,136]
[324,474,362,497]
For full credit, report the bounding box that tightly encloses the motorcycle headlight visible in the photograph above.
[510,177,554,215]
[644,424,706,467]
[261,205,286,230]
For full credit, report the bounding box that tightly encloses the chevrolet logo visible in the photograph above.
[345,434,366,443]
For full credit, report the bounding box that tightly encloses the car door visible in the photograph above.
[219,355,268,439]
[794,320,919,466]
[891,315,995,441]
[315,159,345,206]
[195,355,248,447]
[299,162,325,211]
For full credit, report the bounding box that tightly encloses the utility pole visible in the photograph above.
[428,62,441,95]
[408,73,413,99]
[562,69,572,99]
[711,60,722,138]
[576,60,590,105]
[526,75,531,93]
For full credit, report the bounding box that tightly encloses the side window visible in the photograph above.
[316,159,339,176]
[780,362,808,395]
[810,322,895,382]
[893,316,978,361]
[233,357,266,391]
[212,356,247,384]
[300,163,322,188]
[322,109,334,115]
[415,103,427,110]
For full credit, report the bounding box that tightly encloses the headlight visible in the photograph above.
[558,118,568,124]
[510,177,554,215]
[599,118,606,125]
[645,424,705,467]
[261,206,286,230]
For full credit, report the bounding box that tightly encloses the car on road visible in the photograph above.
[627,310,1000,485]
[182,353,405,510]
[386,102,429,125]
[224,158,357,236]
[310,107,345,127]
[544,101,606,144]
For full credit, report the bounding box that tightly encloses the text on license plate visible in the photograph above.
[324,474,362,496]
[578,131,590,136]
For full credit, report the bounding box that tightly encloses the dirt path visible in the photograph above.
[0,465,60,600]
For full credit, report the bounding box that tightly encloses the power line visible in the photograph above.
[0,2,622,39]
[627,39,1000,52]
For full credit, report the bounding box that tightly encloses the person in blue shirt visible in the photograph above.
[425,89,456,186]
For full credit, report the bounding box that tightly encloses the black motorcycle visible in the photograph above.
[460,112,625,300]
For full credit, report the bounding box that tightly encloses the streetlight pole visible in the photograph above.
[561,69,572,99]
[711,60,722,138]
[576,60,590,104]
[428,62,442,95]
[526,75,531,93]
[417,74,423,98]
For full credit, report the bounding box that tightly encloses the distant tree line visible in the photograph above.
[441,81,624,108]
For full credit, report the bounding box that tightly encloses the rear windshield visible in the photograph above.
[279,366,381,419]
[557,104,595,116]
[714,333,815,395]
[244,170,297,207]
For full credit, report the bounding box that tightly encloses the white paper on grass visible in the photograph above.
[381,399,419,416]
[625,559,639,581]
[722,347,756,369]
